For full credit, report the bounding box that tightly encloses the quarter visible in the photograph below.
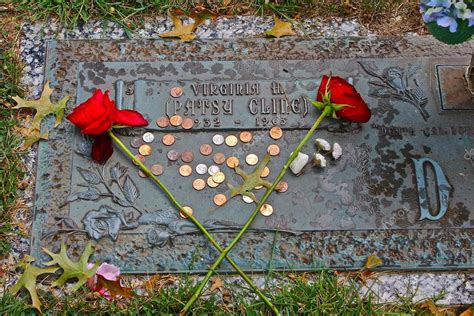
[156,116,170,128]
[170,86,184,98]
[213,152,226,165]
[269,126,283,140]
[212,171,225,184]
[181,117,194,129]
[239,131,253,143]
[208,165,220,175]
[225,135,238,147]
[167,149,180,161]
[212,134,225,145]
[179,164,193,177]
[267,144,280,156]
[245,154,259,166]
[179,206,193,219]
[195,163,208,175]
[142,132,155,143]
[213,194,227,206]
[192,178,206,191]
[226,156,240,168]
[259,204,274,216]
[150,163,164,176]
[170,115,183,126]
[162,134,175,146]
[139,144,152,156]
[200,143,213,156]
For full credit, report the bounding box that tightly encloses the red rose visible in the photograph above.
[316,75,371,123]
[67,89,148,163]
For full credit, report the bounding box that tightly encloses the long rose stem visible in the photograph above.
[183,106,332,313]
[108,131,280,315]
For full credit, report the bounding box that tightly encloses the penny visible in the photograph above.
[267,144,280,156]
[162,134,175,146]
[139,144,152,156]
[179,206,193,219]
[133,154,146,166]
[179,164,193,177]
[170,86,184,98]
[207,176,219,188]
[213,152,226,165]
[150,163,164,176]
[260,166,270,178]
[226,156,240,169]
[196,163,208,175]
[181,117,194,129]
[269,126,283,140]
[276,181,288,193]
[156,116,170,128]
[192,178,206,191]
[246,154,259,166]
[208,165,220,175]
[225,135,238,147]
[213,194,227,206]
[130,137,143,148]
[181,150,194,163]
[170,115,183,126]
[138,170,148,178]
[167,149,180,161]
[259,204,274,216]
[242,195,254,204]
[212,134,225,145]
[239,131,253,143]
[212,171,225,184]
[200,143,213,156]
[142,132,155,143]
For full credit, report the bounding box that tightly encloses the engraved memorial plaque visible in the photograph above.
[31,39,473,272]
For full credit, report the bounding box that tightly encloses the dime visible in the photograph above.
[226,156,240,169]
[162,134,175,146]
[167,149,180,161]
[212,171,225,184]
[207,176,219,188]
[133,154,145,166]
[180,206,193,219]
[179,164,192,177]
[261,166,270,178]
[208,165,220,175]
[239,131,253,143]
[170,115,183,126]
[242,195,254,204]
[181,117,194,130]
[130,137,143,148]
[181,150,194,163]
[212,134,225,145]
[200,143,213,156]
[246,154,259,166]
[196,163,208,175]
[139,144,152,156]
[213,152,226,165]
[213,194,227,206]
[225,135,238,147]
[138,170,148,178]
[150,163,164,176]
[267,144,280,156]
[192,178,206,191]
[276,181,288,193]
[142,132,155,143]
[255,185,263,189]
[156,116,170,128]
[170,86,184,98]
[269,126,283,140]
[259,203,274,216]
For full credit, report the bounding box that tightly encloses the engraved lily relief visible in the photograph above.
[358,62,429,121]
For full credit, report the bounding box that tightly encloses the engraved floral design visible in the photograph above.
[83,205,138,241]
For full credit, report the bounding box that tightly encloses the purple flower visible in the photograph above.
[437,15,459,32]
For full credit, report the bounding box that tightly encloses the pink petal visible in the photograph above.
[96,263,121,281]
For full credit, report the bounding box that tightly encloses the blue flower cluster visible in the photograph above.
[420,0,474,32]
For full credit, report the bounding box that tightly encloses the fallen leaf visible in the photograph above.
[421,299,443,316]
[97,275,133,298]
[265,16,296,38]
[189,6,219,29]
[160,14,198,42]
[42,241,99,292]
[11,81,70,130]
[364,255,383,269]
[210,277,224,292]
[18,127,49,150]
[144,274,178,293]
[8,255,59,311]
[460,307,473,316]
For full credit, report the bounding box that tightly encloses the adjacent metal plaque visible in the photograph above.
[31,38,474,273]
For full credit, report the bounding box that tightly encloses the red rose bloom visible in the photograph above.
[316,75,371,123]
[67,89,148,163]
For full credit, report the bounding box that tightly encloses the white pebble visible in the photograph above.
[313,153,327,168]
[315,138,331,152]
[332,143,342,160]
[290,152,309,175]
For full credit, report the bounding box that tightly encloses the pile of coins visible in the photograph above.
[129,103,291,217]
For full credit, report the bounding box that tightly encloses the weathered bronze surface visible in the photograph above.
[31,38,473,273]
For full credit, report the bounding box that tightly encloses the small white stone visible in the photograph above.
[313,153,327,168]
[290,152,309,175]
[315,138,331,152]
[332,143,342,160]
